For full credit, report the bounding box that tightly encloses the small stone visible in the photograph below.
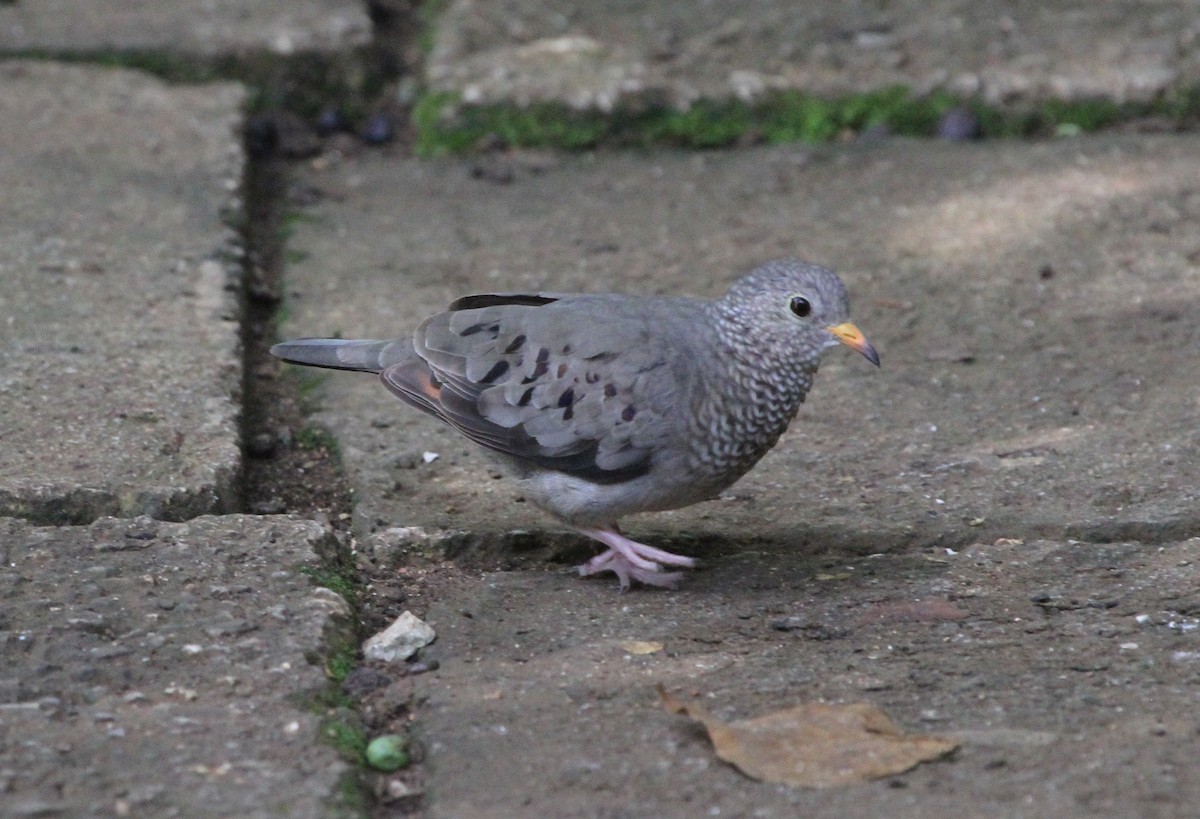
[392,451,421,470]
[363,611,436,663]
[408,658,439,675]
[342,666,394,699]
[252,497,287,515]
[362,112,395,145]
[937,107,982,141]
[315,107,348,137]
[385,777,421,801]
[470,160,515,184]
[246,432,277,459]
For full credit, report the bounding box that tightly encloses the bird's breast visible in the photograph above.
[683,368,809,482]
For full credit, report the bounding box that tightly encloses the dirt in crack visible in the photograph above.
[239,150,352,525]
[239,138,438,817]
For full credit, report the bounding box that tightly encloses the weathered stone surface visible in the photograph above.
[277,134,1200,813]
[0,0,370,56]
[0,515,354,818]
[411,536,1200,818]
[0,62,244,523]
[364,610,437,663]
[426,0,1200,109]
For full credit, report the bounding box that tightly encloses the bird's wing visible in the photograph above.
[380,292,700,483]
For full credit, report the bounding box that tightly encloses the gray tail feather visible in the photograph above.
[269,338,411,373]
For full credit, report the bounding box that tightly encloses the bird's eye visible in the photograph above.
[789,296,812,318]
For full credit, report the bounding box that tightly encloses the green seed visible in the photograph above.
[366,734,410,772]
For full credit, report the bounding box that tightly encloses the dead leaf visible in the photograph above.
[619,640,663,655]
[659,686,957,787]
[856,599,969,626]
[814,572,852,581]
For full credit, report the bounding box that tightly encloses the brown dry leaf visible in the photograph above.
[814,572,852,581]
[619,640,664,655]
[659,686,958,788]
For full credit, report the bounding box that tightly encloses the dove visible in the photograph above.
[271,258,879,589]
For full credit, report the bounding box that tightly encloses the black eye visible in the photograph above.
[789,296,812,318]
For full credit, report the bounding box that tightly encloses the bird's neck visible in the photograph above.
[685,305,818,478]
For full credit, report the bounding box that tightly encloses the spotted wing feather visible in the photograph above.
[380,292,701,482]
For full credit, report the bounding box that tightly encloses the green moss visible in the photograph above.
[644,99,753,147]
[416,0,454,55]
[284,248,311,265]
[296,423,339,453]
[321,711,368,764]
[277,209,318,244]
[412,85,1200,154]
[300,564,359,608]
[413,91,469,154]
[758,92,840,143]
[414,91,611,153]
[413,87,944,153]
[326,769,372,818]
[1039,97,1128,133]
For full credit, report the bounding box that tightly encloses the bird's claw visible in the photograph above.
[574,529,697,590]
[577,550,687,591]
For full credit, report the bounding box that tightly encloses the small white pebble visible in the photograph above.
[422,451,439,463]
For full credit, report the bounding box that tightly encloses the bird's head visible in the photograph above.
[718,258,880,369]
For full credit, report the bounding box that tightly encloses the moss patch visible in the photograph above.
[296,424,341,456]
[413,86,1195,154]
[301,563,361,613]
[322,710,369,763]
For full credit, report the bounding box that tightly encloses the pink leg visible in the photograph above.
[574,526,697,591]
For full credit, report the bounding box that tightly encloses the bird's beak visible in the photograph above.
[826,322,881,367]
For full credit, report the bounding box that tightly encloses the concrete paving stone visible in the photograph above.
[0,61,245,524]
[0,0,370,57]
[410,536,1200,817]
[281,134,1200,557]
[0,514,355,818]
[278,135,1200,814]
[426,0,1200,109]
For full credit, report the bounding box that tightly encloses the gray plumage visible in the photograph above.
[272,258,879,589]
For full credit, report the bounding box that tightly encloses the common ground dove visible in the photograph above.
[272,258,879,589]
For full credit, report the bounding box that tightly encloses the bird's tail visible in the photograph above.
[269,338,411,373]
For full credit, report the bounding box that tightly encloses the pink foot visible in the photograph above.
[574,526,697,591]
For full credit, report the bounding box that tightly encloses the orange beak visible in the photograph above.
[826,322,880,367]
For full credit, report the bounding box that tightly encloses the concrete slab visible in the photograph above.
[0,514,355,818]
[411,535,1200,818]
[0,0,370,57]
[0,62,245,523]
[278,134,1200,813]
[426,0,1200,109]
[280,135,1200,558]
